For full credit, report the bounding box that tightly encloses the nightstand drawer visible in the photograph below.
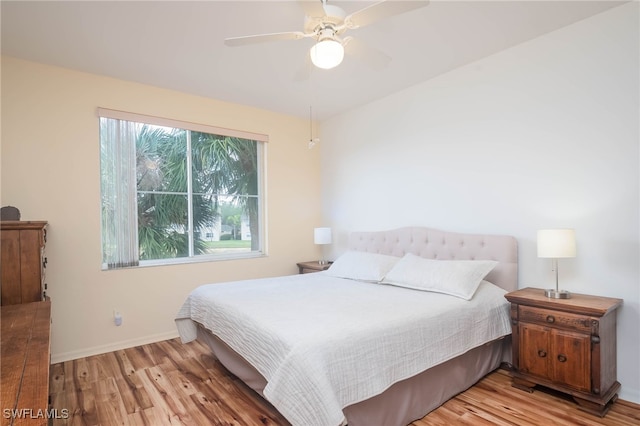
[519,305,593,333]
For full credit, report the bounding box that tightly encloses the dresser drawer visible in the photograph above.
[519,305,593,333]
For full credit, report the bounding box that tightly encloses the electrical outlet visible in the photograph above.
[114,310,123,326]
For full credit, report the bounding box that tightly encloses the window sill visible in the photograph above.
[102,251,266,270]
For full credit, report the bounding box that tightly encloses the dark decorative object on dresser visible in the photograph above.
[1,205,21,220]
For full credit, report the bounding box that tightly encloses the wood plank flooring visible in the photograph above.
[49,338,640,425]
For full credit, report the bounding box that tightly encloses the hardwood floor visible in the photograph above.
[49,338,640,426]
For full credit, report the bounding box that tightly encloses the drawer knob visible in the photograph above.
[546,315,555,323]
[557,354,567,363]
[537,350,547,358]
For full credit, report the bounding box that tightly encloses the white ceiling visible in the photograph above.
[0,1,625,121]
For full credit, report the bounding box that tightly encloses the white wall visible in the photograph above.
[1,57,324,362]
[321,3,639,403]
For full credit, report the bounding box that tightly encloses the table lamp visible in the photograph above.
[314,227,332,265]
[537,229,576,299]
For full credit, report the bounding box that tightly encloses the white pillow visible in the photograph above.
[324,251,400,282]
[382,253,498,300]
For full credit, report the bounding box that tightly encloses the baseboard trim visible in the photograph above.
[51,331,180,364]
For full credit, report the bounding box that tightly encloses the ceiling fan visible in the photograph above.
[224,0,430,70]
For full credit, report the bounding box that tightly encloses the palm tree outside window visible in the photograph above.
[99,109,266,270]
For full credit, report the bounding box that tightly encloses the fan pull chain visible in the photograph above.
[308,106,319,149]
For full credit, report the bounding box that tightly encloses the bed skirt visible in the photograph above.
[196,325,511,426]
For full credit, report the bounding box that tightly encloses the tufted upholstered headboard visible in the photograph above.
[348,227,518,292]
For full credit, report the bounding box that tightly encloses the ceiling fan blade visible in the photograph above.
[345,0,429,29]
[343,37,391,70]
[224,31,308,47]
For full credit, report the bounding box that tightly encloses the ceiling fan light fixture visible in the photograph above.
[310,39,344,69]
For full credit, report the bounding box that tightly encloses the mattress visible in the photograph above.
[176,272,512,426]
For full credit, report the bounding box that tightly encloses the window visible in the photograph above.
[99,108,266,269]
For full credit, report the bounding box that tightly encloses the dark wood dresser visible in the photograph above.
[1,221,48,306]
[1,300,52,425]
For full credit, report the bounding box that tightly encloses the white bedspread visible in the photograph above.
[175,273,511,426]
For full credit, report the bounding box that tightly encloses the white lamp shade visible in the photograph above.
[537,229,576,258]
[314,227,332,245]
[310,40,344,69]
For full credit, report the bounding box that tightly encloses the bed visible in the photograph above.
[176,226,518,426]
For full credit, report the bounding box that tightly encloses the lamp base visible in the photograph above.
[545,289,571,299]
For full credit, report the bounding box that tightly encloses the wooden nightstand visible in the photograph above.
[504,287,623,417]
[296,261,332,274]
